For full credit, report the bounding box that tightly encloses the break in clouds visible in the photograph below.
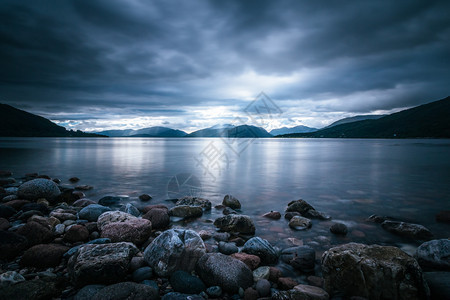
[0,0,449,132]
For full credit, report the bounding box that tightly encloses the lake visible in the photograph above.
[1,137,449,254]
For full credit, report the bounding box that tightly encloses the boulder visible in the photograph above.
[330,223,348,235]
[176,196,211,210]
[222,195,241,209]
[91,282,159,300]
[381,220,433,240]
[289,215,312,230]
[144,229,206,277]
[16,221,53,246]
[20,244,69,268]
[78,204,111,222]
[286,199,315,215]
[231,252,261,270]
[262,211,281,220]
[2,199,30,210]
[68,242,138,286]
[170,270,206,294]
[139,194,152,201]
[242,237,279,264]
[101,218,152,245]
[196,253,253,293]
[17,178,61,201]
[169,205,203,219]
[321,243,430,299]
[281,246,315,273]
[415,239,450,270]
[142,208,170,229]
[97,211,136,231]
[213,214,255,234]
[0,230,28,259]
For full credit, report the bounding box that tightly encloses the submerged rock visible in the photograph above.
[330,223,348,235]
[321,242,430,299]
[169,205,203,219]
[196,253,253,293]
[289,215,312,230]
[281,246,315,273]
[381,220,433,240]
[144,229,206,277]
[176,196,211,210]
[214,214,255,234]
[262,211,281,219]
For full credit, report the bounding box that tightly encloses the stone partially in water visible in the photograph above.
[415,239,450,271]
[330,223,348,235]
[17,179,61,201]
[214,214,255,235]
[289,215,312,230]
[143,229,206,277]
[169,205,203,219]
[262,211,281,219]
[242,237,279,265]
[176,196,211,210]
[281,246,315,273]
[78,204,111,222]
[381,220,433,240]
[321,242,430,299]
[143,208,170,229]
[222,195,241,210]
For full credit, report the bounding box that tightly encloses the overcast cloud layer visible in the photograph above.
[1,0,449,132]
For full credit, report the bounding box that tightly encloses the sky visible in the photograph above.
[0,0,449,133]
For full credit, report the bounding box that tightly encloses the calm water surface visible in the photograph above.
[1,137,449,254]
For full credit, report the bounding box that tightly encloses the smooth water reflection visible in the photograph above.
[1,137,449,250]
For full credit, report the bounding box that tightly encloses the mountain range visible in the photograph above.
[186,124,272,138]
[96,127,187,137]
[278,96,450,138]
[270,125,318,136]
[0,104,103,137]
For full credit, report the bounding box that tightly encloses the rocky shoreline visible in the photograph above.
[0,171,449,300]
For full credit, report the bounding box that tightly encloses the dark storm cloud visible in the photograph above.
[0,0,449,130]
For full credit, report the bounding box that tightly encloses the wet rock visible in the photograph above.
[98,196,123,208]
[286,199,315,214]
[381,220,433,240]
[0,178,15,186]
[132,266,153,282]
[289,215,312,230]
[281,246,316,273]
[435,210,450,223]
[21,202,49,214]
[0,277,65,300]
[423,272,450,300]
[73,198,96,207]
[307,276,324,288]
[139,194,152,201]
[142,204,169,213]
[0,230,28,259]
[330,223,348,235]
[321,242,430,299]
[0,204,16,218]
[144,229,206,277]
[198,230,212,240]
[16,221,53,246]
[64,224,89,243]
[223,194,241,210]
[17,178,61,201]
[214,214,256,234]
[0,217,9,230]
[223,207,237,215]
[124,203,140,217]
[73,284,105,300]
[3,199,30,210]
[415,239,450,270]
[68,242,138,286]
[269,267,282,282]
[1,194,17,202]
[253,266,270,281]
[0,271,25,288]
[54,223,65,235]
[130,256,146,271]
[69,177,80,183]
[206,286,222,298]
[78,204,111,222]
[20,243,69,268]
[176,196,211,210]
[244,287,259,300]
[169,205,203,219]
[170,270,206,294]
[367,214,396,223]
[143,208,170,229]
[0,170,12,177]
[91,282,159,300]
[161,292,202,300]
[242,237,279,264]
[284,211,301,220]
[101,218,152,245]
[304,209,331,220]
[75,185,93,191]
[231,252,261,270]
[218,241,239,255]
[293,284,329,300]
[196,252,253,293]
[97,211,136,231]
[56,188,83,204]
[262,211,281,219]
[50,210,77,222]
[18,210,44,221]
[278,277,298,290]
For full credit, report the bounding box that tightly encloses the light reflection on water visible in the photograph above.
[1,137,450,250]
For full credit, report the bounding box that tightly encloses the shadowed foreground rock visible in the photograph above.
[68,242,138,286]
[321,243,430,300]
[17,178,61,202]
[381,220,433,240]
[144,229,206,277]
[196,253,253,293]
[213,214,256,234]
[91,282,160,300]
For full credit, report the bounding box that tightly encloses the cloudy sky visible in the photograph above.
[1,0,449,133]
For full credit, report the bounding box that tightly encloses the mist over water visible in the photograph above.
[1,137,449,251]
